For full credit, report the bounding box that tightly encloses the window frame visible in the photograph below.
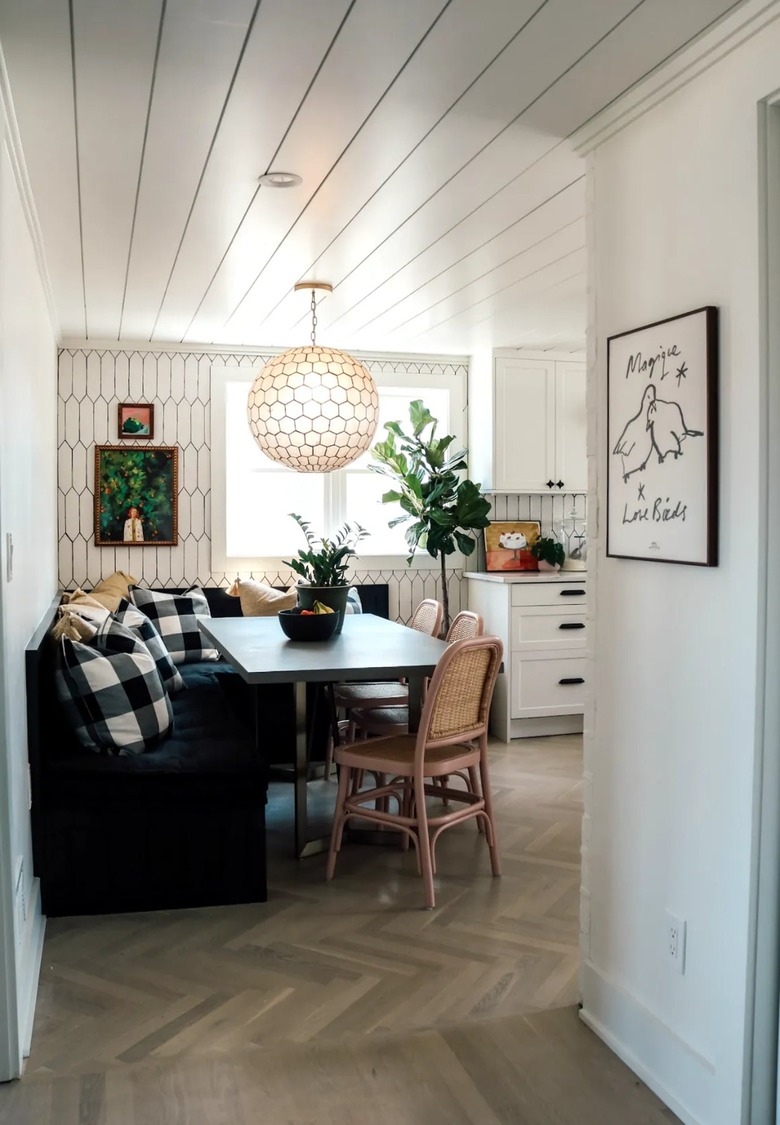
[210,363,467,573]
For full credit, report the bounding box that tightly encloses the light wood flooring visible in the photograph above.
[0,735,679,1123]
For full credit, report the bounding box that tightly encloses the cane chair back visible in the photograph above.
[409,598,443,637]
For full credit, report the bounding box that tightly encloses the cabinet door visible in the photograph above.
[493,359,556,491]
[554,362,587,492]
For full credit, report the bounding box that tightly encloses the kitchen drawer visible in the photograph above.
[510,581,586,608]
[510,653,586,717]
[511,606,587,651]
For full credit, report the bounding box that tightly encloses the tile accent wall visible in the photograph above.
[57,348,469,624]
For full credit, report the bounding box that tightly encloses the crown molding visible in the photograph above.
[58,338,470,365]
[0,42,59,337]
[572,0,780,155]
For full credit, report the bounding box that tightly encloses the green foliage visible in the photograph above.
[530,536,565,566]
[369,399,491,565]
[97,448,175,543]
[284,514,368,587]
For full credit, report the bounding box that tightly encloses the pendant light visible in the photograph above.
[247,282,379,472]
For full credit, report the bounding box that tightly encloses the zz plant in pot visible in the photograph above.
[530,535,565,572]
[370,400,491,633]
[284,514,368,633]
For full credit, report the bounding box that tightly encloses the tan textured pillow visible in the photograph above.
[227,578,297,617]
[63,571,138,612]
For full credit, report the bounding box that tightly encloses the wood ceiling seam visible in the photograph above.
[343,171,585,339]
[261,0,555,340]
[277,0,647,344]
[409,249,586,341]
[147,0,264,343]
[212,0,461,343]
[384,215,585,339]
[118,0,167,341]
[67,0,88,339]
[179,0,363,344]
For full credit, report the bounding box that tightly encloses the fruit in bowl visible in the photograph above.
[278,606,339,641]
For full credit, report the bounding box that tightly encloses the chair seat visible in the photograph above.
[351,704,409,735]
[334,734,479,776]
[334,681,409,709]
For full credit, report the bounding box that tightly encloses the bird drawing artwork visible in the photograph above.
[613,384,702,481]
[612,385,657,482]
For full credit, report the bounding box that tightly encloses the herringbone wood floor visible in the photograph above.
[0,736,679,1123]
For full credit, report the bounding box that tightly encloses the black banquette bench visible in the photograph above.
[26,584,389,917]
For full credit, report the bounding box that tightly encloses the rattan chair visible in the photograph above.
[349,611,484,739]
[326,634,503,909]
[323,599,443,778]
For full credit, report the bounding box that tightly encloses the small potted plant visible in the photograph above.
[284,514,368,633]
[530,535,565,572]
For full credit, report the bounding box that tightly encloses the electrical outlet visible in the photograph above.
[665,910,686,974]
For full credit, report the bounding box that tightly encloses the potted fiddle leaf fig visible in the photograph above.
[284,514,368,633]
[370,400,491,633]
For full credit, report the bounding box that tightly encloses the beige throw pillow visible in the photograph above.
[63,571,138,612]
[227,578,297,617]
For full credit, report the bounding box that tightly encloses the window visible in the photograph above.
[211,364,466,570]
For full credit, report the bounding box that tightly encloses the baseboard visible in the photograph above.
[18,878,44,1059]
[507,714,584,739]
[580,960,715,1125]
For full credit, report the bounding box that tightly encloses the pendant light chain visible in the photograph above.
[310,289,318,347]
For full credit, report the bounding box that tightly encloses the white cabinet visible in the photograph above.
[466,573,587,740]
[490,357,586,493]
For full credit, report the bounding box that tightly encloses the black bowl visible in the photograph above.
[278,607,339,642]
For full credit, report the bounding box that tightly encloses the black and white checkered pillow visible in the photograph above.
[130,587,219,665]
[113,598,185,694]
[56,618,173,755]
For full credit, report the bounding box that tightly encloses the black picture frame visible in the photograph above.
[606,306,718,566]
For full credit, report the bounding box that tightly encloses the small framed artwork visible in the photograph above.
[94,446,178,547]
[117,403,154,439]
[484,521,541,572]
[607,306,718,566]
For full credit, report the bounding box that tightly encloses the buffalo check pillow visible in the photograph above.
[56,618,173,755]
[113,598,185,695]
[130,587,219,664]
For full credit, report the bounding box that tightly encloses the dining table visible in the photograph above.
[198,613,449,858]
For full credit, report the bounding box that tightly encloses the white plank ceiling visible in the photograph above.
[1,0,744,354]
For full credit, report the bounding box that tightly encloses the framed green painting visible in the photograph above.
[94,446,178,546]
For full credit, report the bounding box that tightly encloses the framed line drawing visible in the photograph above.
[117,402,154,439]
[607,306,718,566]
[483,521,541,572]
[94,446,178,547]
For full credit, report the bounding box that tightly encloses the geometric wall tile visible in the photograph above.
[56,347,587,624]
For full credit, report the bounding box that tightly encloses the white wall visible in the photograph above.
[0,109,57,1070]
[579,6,780,1123]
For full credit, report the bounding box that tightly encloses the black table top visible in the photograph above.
[198,614,449,684]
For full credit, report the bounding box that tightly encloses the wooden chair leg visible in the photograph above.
[468,766,484,832]
[415,777,435,909]
[478,751,501,877]
[326,765,351,881]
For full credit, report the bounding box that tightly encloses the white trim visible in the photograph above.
[211,365,468,573]
[18,880,44,1059]
[60,339,470,365]
[744,97,780,1125]
[571,0,780,156]
[580,959,714,1125]
[0,44,59,339]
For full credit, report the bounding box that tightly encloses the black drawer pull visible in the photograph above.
[559,589,585,597]
[558,622,585,630]
[559,677,585,685]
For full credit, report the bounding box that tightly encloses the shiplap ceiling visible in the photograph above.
[1,0,743,354]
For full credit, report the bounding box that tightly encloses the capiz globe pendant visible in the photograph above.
[247,346,379,472]
[247,283,379,473]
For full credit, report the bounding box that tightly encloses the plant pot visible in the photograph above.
[536,559,560,572]
[296,585,350,633]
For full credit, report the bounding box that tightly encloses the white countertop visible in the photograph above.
[465,570,586,584]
